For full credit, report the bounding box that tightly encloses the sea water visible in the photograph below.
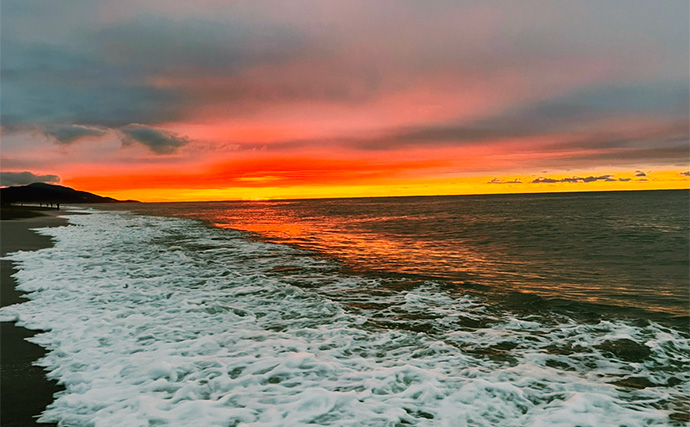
[1,190,688,426]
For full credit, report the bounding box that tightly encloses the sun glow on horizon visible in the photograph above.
[65,169,690,203]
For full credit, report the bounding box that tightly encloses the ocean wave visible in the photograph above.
[1,210,687,426]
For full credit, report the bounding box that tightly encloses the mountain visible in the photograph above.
[0,183,138,204]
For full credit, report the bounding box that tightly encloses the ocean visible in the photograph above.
[1,190,688,426]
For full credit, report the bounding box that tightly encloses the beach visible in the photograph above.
[1,208,66,426]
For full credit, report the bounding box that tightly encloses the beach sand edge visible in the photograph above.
[1,211,68,426]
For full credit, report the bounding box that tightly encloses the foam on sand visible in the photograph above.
[1,210,687,426]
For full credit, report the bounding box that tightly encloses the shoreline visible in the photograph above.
[0,204,685,425]
[1,210,68,426]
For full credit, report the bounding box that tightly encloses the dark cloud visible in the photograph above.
[395,105,689,156]
[42,124,108,144]
[681,171,690,177]
[532,177,558,184]
[36,122,192,155]
[0,171,60,187]
[530,82,689,119]
[560,145,688,166]
[257,123,531,152]
[488,178,521,184]
[618,178,632,182]
[94,15,304,74]
[635,170,647,177]
[255,120,688,170]
[540,120,688,153]
[1,11,308,129]
[4,1,686,129]
[1,43,183,128]
[355,125,523,151]
[473,83,689,141]
[585,175,616,182]
[120,124,189,154]
[532,175,617,184]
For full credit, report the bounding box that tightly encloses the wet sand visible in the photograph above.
[1,210,67,426]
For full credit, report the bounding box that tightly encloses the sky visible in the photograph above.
[1,0,688,201]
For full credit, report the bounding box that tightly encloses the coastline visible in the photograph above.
[1,210,67,426]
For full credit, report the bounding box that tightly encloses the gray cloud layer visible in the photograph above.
[34,123,190,154]
[1,0,688,167]
[533,175,619,184]
[120,124,190,154]
[1,4,307,129]
[488,178,521,184]
[0,171,60,187]
[42,124,109,144]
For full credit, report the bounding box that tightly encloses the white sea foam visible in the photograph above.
[1,209,688,426]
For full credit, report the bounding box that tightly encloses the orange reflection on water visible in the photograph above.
[209,205,495,280]
[118,192,689,317]
[217,220,307,240]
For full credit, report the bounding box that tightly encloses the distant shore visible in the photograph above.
[1,209,66,426]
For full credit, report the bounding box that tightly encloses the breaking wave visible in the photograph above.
[1,210,688,426]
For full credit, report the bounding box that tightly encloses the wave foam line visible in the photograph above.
[1,210,686,426]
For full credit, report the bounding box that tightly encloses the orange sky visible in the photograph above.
[1,1,688,201]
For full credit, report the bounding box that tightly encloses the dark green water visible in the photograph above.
[119,190,689,324]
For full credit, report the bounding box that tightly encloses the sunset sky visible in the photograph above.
[1,0,688,201]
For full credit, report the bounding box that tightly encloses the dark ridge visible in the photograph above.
[0,183,139,204]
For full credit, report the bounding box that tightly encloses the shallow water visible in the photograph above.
[1,190,688,426]
[126,190,690,320]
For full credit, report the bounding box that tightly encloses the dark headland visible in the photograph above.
[1,183,139,220]
[1,182,139,206]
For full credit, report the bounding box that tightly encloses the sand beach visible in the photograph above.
[1,208,66,426]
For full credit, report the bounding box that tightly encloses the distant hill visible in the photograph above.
[0,183,138,204]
